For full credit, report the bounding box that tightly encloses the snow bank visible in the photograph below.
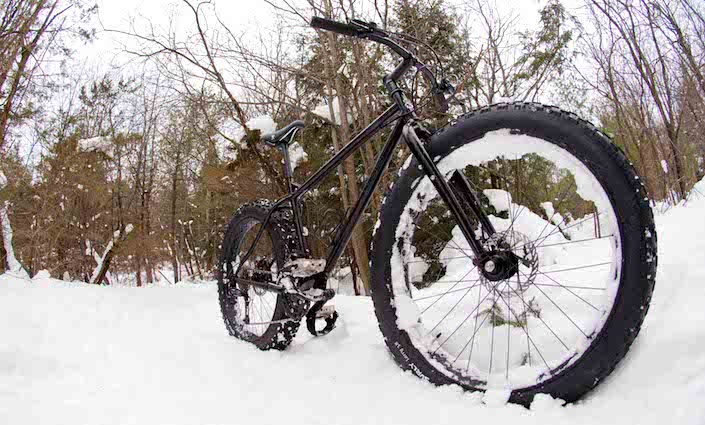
[484,188,512,212]
[312,97,353,125]
[1,179,705,424]
[229,115,277,143]
[78,136,112,156]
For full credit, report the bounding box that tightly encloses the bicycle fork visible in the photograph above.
[402,124,495,259]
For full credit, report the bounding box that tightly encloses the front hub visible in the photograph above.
[477,251,520,282]
[474,230,540,295]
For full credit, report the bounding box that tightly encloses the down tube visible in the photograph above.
[324,118,408,275]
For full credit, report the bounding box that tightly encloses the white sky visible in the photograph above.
[82,0,555,68]
[80,0,279,68]
[18,0,574,162]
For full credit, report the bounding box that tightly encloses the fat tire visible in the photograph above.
[370,102,657,405]
[217,200,301,350]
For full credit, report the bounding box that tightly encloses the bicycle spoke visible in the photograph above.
[506,273,511,379]
[465,283,483,370]
[412,269,476,282]
[493,282,554,375]
[532,283,605,290]
[535,270,600,311]
[504,166,529,235]
[405,255,470,264]
[261,293,276,316]
[540,262,611,275]
[421,276,482,286]
[524,271,588,338]
[453,296,492,361]
[530,206,598,250]
[489,293,496,375]
[433,285,495,354]
[427,283,477,335]
[413,280,483,301]
[504,276,570,351]
[517,271,531,367]
[419,265,478,314]
[537,235,615,248]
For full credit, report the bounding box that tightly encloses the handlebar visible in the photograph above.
[310,16,451,113]
[310,17,363,37]
[310,16,409,58]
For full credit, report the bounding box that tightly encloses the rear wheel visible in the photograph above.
[217,201,301,350]
[371,103,656,405]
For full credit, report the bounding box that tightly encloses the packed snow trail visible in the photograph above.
[2,186,705,424]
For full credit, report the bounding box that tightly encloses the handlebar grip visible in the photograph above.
[310,17,360,37]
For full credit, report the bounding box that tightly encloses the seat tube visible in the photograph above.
[279,132,308,254]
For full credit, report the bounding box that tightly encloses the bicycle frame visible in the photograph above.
[234,104,403,281]
[234,117,487,290]
[234,60,487,291]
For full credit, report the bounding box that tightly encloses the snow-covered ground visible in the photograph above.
[2,185,705,424]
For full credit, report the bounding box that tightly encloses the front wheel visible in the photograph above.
[370,103,656,405]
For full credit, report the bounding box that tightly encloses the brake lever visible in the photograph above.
[350,19,384,36]
[350,19,378,29]
[439,78,455,95]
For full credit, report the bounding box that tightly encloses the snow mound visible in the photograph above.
[484,188,512,212]
[32,270,51,279]
[312,97,353,125]
[78,136,112,156]
[288,141,308,171]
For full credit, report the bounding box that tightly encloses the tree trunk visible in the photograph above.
[90,224,133,285]
[0,201,28,279]
[170,165,180,283]
[322,2,372,294]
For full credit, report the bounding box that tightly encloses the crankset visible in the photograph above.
[306,299,338,337]
[282,263,339,337]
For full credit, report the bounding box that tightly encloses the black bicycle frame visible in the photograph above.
[234,104,403,281]
[234,60,487,290]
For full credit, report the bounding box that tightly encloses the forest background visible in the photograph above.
[1,0,703,293]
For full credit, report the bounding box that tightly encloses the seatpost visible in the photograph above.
[279,129,298,194]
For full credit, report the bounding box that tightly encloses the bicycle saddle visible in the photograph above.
[260,120,305,147]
